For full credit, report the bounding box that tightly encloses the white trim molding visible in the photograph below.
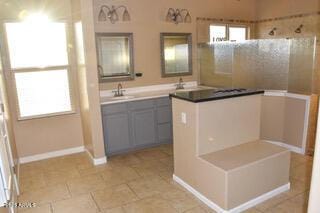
[19,146,85,164]
[265,140,304,154]
[85,149,107,165]
[173,174,290,213]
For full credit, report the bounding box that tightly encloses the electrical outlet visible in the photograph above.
[181,112,187,124]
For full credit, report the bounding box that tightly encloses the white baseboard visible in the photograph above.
[19,146,85,164]
[173,174,290,213]
[85,149,107,165]
[265,140,304,154]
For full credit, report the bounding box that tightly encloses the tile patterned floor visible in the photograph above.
[16,145,313,213]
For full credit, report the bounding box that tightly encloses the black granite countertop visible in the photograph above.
[169,88,264,103]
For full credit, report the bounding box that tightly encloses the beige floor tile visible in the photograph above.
[52,194,99,213]
[67,174,107,196]
[290,153,312,168]
[108,154,142,166]
[183,206,208,213]
[100,206,126,213]
[134,149,169,161]
[159,156,174,166]
[19,173,47,193]
[127,176,173,198]
[18,203,51,213]
[100,166,139,187]
[255,193,290,212]
[290,163,313,183]
[285,178,309,198]
[44,168,81,186]
[242,208,262,213]
[18,184,70,206]
[78,164,114,176]
[160,188,199,212]
[92,184,138,210]
[158,144,174,156]
[123,195,177,213]
[17,146,309,213]
[265,199,308,213]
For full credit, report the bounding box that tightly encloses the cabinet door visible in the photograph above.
[131,109,157,147]
[158,123,172,143]
[103,113,131,155]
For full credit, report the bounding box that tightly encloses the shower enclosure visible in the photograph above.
[198,37,318,95]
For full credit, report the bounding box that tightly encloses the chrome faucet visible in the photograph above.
[112,83,125,97]
[175,78,185,90]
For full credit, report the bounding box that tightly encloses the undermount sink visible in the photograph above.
[111,95,135,100]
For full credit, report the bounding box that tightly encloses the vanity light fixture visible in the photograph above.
[295,24,303,34]
[268,27,277,36]
[98,5,130,24]
[166,8,192,24]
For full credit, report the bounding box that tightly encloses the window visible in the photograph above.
[4,20,73,119]
[210,24,248,43]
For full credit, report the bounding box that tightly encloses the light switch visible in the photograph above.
[181,112,187,124]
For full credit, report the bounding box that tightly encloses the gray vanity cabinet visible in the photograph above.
[101,103,132,154]
[102,113,131,154]
[101,97,172,156]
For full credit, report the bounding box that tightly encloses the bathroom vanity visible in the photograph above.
[101,96,172,155]
[170,89,291,212]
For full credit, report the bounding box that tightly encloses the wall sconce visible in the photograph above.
[98,5,130,24]
[268,27,277,36]
[295,24,303,34]
[166,8,192,24]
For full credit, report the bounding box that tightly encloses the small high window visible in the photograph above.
[210,24,248,43]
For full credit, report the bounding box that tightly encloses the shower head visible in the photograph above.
[268,27,277,36]
[295,24,303,34]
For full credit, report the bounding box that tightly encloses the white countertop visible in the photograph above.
[100,84,310,105]
[100,81,211,105]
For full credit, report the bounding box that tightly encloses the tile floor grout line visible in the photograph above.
[89,192,101,212]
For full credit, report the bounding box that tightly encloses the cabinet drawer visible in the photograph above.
[102,103,127,115]
[128,99,155,110]
[156,97,171,106]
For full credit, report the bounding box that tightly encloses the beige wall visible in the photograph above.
[255,0,320,20]
[260,95,308,150]
[198,95,261,154]
[73,0,105,158]
[93,0,257,90]
[0,0,84,158]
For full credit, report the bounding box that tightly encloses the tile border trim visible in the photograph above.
[197,11,320,24]
[173,174,290,213]
[18,146,85,164]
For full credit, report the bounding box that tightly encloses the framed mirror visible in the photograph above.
[96,33,134,82]
[160,33,192,77]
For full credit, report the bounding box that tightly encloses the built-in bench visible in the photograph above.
[199,140,290,211]
[172,95,291,212]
